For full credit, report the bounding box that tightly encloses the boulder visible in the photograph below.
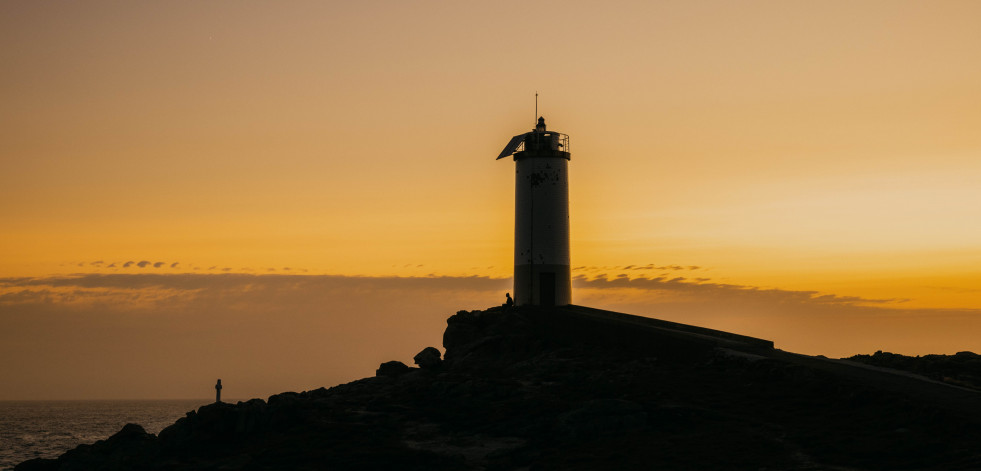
[15,423,158,471]
[377,360,412,377]
[443,310,481,352]
[414,347,443,369]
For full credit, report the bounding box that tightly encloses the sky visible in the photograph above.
[2,1,980,400]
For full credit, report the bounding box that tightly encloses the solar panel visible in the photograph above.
[496,133,528,160]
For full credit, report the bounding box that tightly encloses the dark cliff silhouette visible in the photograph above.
[16,305,981,470]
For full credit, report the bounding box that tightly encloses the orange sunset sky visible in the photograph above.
[2,1,981,400]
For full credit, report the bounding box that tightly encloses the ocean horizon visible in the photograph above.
[0,399,219,470]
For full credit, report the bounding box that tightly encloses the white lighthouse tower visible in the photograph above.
[497,117,571,306]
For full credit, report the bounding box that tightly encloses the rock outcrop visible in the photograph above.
[376,360,412,377]
[16,305,981,470]
[413,347,443,370]
[846,350,981,390]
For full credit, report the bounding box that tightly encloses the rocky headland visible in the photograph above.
[16,305,981,470]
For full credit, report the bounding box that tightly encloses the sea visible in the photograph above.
[0,399,211,470]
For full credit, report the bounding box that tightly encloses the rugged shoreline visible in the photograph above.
[17,306,981,470]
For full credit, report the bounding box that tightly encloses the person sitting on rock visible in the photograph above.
[505,292,514,308]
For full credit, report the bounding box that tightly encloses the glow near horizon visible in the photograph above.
[1,3,981,321]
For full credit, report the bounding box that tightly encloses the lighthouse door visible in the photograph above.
[540,272,556,306]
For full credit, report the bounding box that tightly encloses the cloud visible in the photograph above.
[74,260,186,271]
[567,274,981,361]
[0,274,509,305]
[0,273,900,312]
[573,264,698,273]
[572,274,897,306]
[0,273,510,400]
[1,272,980,400]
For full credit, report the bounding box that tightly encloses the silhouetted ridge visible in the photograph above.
[16,306,981,470]
[845,350,981,391]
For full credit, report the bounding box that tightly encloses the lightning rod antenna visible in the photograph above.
[535,92,538,123]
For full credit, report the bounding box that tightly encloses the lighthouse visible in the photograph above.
[497,117,571,306]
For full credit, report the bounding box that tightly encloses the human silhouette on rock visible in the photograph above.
[215,379,222,403]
